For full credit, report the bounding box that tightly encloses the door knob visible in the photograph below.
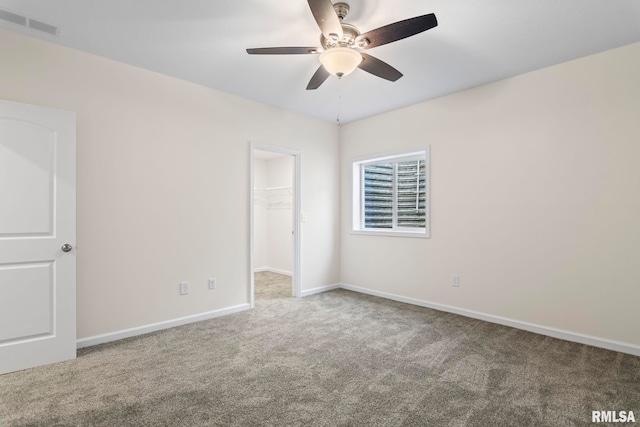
[61,244,73,253]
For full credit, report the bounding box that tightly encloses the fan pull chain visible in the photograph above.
[336,78,342,126]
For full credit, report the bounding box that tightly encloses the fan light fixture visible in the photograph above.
[319,47,362,78]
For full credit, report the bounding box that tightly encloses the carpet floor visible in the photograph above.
[254,271,292,300]
[0,272,638,426]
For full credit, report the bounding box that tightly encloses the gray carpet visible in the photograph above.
[1,273,638,426]
[254,271,292,300]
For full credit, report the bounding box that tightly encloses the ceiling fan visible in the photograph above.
[246,0,438,90]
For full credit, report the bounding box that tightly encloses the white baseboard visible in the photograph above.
[75,284,640,357]
[300,283,340,297]
[254,267,292,276]
[76,303,251,349]
[339,283,640,357]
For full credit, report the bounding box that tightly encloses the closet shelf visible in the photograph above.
[254,187,293,209]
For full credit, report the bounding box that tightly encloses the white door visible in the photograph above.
[0,99,76,374]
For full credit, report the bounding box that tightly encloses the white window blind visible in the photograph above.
[353,150,429,238]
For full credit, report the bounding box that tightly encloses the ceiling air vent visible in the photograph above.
[0,9,27,26]
[28,18,59,36]
[0,7,59,36]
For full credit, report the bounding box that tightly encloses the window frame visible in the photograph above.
[351,148,430,238]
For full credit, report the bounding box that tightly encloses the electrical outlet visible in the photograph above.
[208,278,216,290]
[451,275,460,287]
[179,281,189,295]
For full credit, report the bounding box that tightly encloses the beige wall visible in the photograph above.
[0,28,340,339]
[339,42,640,346]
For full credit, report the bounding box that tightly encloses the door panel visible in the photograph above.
[0,100,76,374]
[0,120,55,236]
[0,262,53,343]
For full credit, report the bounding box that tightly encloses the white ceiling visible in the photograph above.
[2,1,640,123]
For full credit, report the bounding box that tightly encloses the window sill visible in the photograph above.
[351,229,429,239]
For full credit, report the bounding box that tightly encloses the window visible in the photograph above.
[352,149,429,238]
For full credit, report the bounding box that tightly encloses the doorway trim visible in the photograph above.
[249,143,301,308]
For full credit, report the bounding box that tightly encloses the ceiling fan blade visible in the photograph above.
[246,47,320,55]
[358,53,403,82]
[356,13,437,49]
[306,65,330,90]
[307,0,343,39]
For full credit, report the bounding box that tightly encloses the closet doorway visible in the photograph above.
[250,144,301,308]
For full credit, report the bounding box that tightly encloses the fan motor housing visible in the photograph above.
[320,22,361,49]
